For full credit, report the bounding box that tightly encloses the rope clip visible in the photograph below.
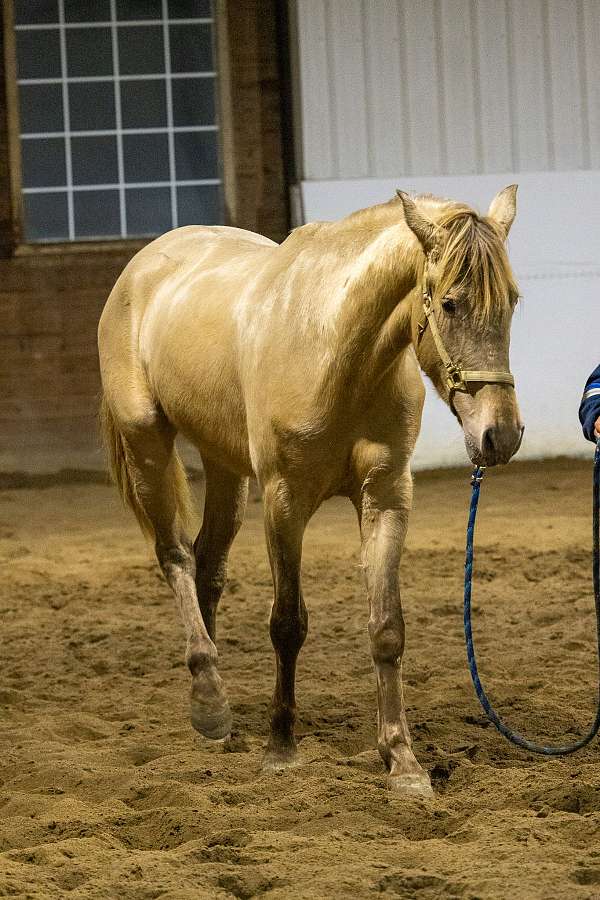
[471,466,486,484]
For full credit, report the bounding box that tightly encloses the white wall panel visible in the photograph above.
[363,2,406,176]
[438,0,478,174]
[294,0,598,180]
[507,0,550,172]
[474,0,513,173]
[403,0,445,175]
[583,0,600,170]
[326,0,369,177]
[295,0,335,179]
[546,1,585,170]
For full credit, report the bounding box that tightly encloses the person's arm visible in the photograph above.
[579,365,600,442]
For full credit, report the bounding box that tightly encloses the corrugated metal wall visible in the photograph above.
[295,0,600,180]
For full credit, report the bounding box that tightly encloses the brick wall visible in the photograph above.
[0,1,288,472]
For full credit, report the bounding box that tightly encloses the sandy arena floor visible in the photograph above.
[1,457,600,899]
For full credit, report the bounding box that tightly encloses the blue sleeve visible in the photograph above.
[579,365,600,442]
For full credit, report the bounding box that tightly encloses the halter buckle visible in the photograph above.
[446,364,467,392]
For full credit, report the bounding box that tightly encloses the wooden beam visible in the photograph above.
[217,0,289,242]
[0,0,19,256]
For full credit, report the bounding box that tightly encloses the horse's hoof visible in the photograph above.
[189,666,232,740]
[387,772,434,798]
[261,747,300,773]
[190,695,232,740]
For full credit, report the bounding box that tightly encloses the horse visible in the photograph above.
[98,187,523,796]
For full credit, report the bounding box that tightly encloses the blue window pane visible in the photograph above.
[14,1,59,25]
[171,77,215,127]
[116,0,162,19]
[177,184,222,226]
[168,0,211,16]
[64,0,111,21]
[71,136,119,185]
[74,190,121,238]
[23,192,69,241]
[174,131,218,180]
[120,79,167,129]
[170,24,213,72]
[16,30,61,79]
[19,84,64,134]
[118,26,164,75]
[69,81,116,131]
[126,187,172,236]
[66,27,113,77]
[123,133,170,182]
[21,138,66,188]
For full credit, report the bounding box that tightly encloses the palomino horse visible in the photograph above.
[98,188,523,796]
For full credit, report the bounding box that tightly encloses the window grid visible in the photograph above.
[21,126,218,138]
[22,179,220,193]
[18,73,217,84]
[16,1,221,242]
[57,0,74,239]
[14,19,213,30]
[109,0,126,236]
[162,0,178,228]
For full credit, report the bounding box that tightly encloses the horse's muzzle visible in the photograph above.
[479,423,524,466]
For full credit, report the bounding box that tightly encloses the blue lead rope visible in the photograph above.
[464,440,600,755]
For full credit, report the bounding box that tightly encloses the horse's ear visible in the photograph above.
[396,190,442,256]
[487,184,518,238]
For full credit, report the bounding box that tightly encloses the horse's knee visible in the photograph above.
[369,618,405,666]
[156,540,195,581]
[195,547,227,591]
[270,603,308,654]
[361,465,413,514]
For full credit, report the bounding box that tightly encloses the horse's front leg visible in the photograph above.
[261,477,309,772]
[356,466,433,797]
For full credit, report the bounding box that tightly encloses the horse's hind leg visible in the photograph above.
[122,419,232,740]
[194,458,249,641]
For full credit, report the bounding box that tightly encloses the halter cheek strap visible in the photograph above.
[418,289,515,400]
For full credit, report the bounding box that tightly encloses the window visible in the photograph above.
[13,0,222,243]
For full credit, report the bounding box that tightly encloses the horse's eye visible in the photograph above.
[441,298,457,315]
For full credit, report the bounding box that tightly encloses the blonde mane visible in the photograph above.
[336,194,520,322]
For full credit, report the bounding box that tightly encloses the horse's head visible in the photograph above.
[398,187,523,467]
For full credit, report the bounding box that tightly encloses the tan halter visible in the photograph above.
[418,286,515,402]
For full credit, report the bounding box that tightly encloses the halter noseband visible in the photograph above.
[417,285,515,406]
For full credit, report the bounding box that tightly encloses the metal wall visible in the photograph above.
[295,0,600,180]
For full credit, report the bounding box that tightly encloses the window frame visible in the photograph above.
[1,0,226,256]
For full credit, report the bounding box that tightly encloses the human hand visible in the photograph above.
[595,416,600,439]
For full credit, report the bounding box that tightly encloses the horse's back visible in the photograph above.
[140,224,277,266]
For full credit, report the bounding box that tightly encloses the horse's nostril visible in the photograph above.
[481,427,496,460]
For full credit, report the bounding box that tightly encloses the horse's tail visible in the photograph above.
[99,394,154,539]
[99,394,194,541]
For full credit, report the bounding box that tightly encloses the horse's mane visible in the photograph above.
[340,193,519,323]
[429,200,519,323]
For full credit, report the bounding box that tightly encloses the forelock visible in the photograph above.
[433,208,518,322]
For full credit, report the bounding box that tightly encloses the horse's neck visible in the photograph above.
[324,223,422,385]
